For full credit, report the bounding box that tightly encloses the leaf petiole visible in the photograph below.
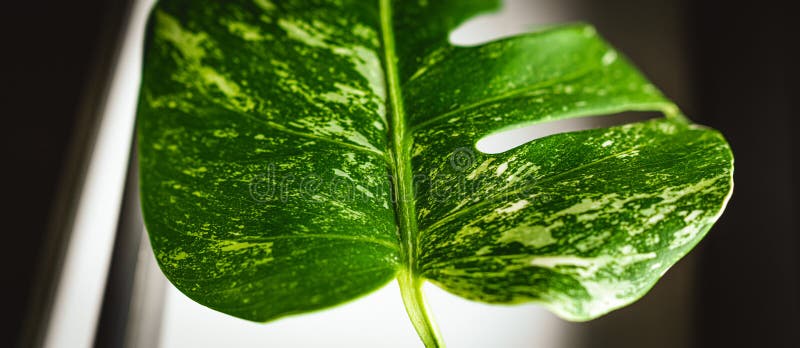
[398,269,444,348]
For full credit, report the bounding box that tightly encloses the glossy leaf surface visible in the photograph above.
[137,0,733,344]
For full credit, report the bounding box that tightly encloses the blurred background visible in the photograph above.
[2,0,797,347]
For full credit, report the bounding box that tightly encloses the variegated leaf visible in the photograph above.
[137,0,733,345]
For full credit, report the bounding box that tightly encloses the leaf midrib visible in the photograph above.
[379,0,444,345]
[379,0,416,274]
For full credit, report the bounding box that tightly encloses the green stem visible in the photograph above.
[398,270,444,348]
[379,0,445,346]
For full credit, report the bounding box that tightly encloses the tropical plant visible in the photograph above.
[136,0,734,346]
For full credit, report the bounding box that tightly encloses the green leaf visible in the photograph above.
[137,0,733,346]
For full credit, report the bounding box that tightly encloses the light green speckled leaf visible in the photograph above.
[137,0,733,346]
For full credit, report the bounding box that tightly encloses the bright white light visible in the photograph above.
[450,0,576,46]
[476,113,663,154]
[475,121,572,154]
[158,279,570,347]
[42,0,155,347]
[160,280,423,347]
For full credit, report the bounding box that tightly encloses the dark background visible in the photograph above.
[1,0,134,346]
[2,0,797,347]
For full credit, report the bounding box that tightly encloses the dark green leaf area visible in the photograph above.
[403,25,663,126]
[139,101,401,320]
[390,13,732,321]
[417,119,731,320]
[145,0,389,155]
[408,24,672,228]
[139,0,401,322]
[391,0,500,76]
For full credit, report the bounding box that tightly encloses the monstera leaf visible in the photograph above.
[137,0,733,346]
